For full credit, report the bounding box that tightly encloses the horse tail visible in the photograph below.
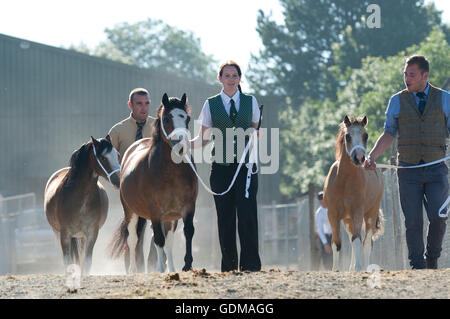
[108,219,129,259]
[372,209,385,241]
[71,238,81,265]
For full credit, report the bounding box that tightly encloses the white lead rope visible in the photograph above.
[160,112,258,198]
[183,130,258,197]
[372,155,450,218]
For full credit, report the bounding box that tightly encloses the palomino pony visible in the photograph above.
[323,115,384,271]
[109,93,198,273]
[44,136,120,275]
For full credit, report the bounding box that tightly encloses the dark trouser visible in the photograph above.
[397,161,448,269]
[210,162,261,272]
[319,234,333,270]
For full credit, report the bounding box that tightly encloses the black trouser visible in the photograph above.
[210,162,261,272]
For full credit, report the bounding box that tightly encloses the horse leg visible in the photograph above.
[147,234,167,272]
[163,221,176,273]
[182,212,195,271]
[328,211,341,271]
[60,230,73,271]
[126,214,139,274]
[346,217,363,271]
[82,229,99,276]
[147,234,157,272]
[135,217,147,273]
[152,220,166,273]
[363,226,373,271]
[363,212,378,270]
[70,238,81,266]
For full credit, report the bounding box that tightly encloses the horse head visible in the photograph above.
[90,136,121,188]
[158,93,192,157]
[342,115,368,166]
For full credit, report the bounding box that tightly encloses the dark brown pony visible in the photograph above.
[44,137,120,275]
[109,93,198,273]
[323,115,384,271]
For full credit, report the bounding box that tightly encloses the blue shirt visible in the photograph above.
[384,83,450,136]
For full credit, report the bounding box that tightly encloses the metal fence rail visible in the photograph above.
[0,193,59,275]
[259,170,450,271]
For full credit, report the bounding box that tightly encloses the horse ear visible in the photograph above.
[105,134,111,142]
[344,115,351,127]
[91,136,99,148]
[181,93,187,105]
[362,116,368,127]
[162,93,169,106]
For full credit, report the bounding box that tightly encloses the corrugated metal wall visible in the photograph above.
[0,33,281,205]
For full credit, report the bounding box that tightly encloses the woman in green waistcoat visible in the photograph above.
[191,61,261,272]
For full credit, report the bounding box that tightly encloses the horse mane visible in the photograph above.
[62,141,92,189]
[151,97,192,144]
[335,115,366,160]
[62,138,113,188]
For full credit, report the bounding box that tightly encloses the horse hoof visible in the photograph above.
[128,266,137,274]
[182,265,192,272]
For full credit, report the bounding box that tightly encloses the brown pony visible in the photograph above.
[323,115,384,271]
[109,93,198,273]
[44,137,120,276]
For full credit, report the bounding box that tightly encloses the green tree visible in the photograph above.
[249,0,446,104]
[71,18,217,83]
[280,28,450,198]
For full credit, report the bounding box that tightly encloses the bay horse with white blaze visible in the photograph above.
[44,136,120,275]
[323,115,384,271]
[109,93,198,273]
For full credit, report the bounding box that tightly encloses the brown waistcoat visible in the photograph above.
[397,84,446,164]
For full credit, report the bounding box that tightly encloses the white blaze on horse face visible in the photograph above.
[169,109,190,139]
[168,108,191,161]
[345,126,366,163]
[102,147,121,172]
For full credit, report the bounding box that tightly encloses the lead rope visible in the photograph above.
[370,155,450,218]
[182,130,258,197]
[160,109,260,198]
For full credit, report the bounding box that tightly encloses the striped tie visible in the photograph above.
[136,121,145,141]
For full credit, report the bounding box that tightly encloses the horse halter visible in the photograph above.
[347,144,366,157]
[92,146,120,182]
[160,110,191,146]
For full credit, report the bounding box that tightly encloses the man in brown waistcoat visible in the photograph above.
[365,55,450,269]
[107,88,155,273]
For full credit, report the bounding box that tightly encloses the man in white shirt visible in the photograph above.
[315,191,332,270]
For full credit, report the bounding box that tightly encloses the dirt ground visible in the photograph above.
[0,267,448,299]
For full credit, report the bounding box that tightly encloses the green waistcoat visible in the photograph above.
[397,84,447,164]
[208,93,253,165]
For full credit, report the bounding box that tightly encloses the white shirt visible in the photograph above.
[315,206,332,245]
[198,90,260,128]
